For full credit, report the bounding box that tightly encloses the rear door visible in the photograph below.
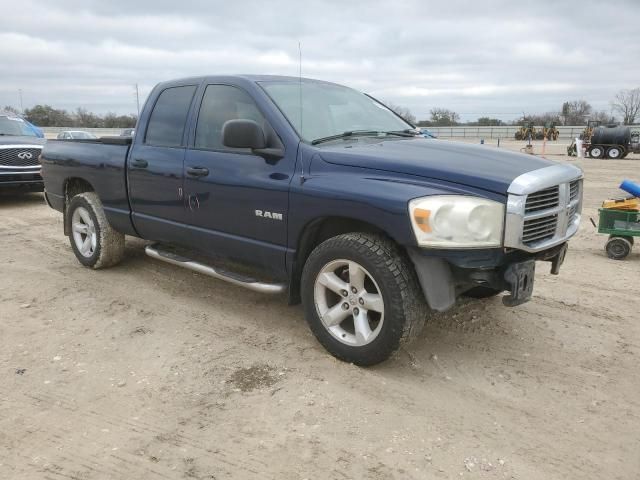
[183,83,293,276]
[128,84,197,244]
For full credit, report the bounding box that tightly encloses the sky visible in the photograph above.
[1,0,638,122]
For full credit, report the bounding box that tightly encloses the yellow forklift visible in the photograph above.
[514,120,536,141]
[543,121,559,141]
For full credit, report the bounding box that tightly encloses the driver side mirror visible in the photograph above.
[221,119,284,159]
[222,119,266,149]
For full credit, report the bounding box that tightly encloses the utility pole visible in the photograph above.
[18,89,23,113]
[135,84,140,117]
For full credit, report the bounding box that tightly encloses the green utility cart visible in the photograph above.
[598,207,640,260]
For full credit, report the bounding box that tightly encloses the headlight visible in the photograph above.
[408,195,504,248]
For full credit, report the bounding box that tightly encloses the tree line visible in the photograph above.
[2,105,137,128]
[390,87,640,127]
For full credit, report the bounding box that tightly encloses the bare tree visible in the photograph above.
[74,107,102,128]
[611,88,640,125]
[561,100,592,125]
[592,110,616,124]
[2,105,20,114]
[429,108,459,126]
[386,102,416,125]
[527,112,561,126]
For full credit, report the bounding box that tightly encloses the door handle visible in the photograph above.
[186,166,209,177]
[131,158,148,168]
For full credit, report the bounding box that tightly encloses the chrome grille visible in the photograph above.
[0,147,42,167]
[569,180,579,202]
[525,186,559,213]
[504,164,584,252]
[522,214,558,243]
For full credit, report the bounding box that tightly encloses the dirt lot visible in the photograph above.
[1,147,639,480]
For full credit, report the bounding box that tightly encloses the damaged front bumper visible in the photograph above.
[407,243,568,311]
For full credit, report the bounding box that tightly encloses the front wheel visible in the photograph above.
[66,192,125,268]
[301,233,427,366]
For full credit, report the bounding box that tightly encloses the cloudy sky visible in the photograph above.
[1,0,638,122]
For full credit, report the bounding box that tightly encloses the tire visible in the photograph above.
[605,236,632,260]
[606,146,623,159]
[66,192,125,269]
[301,233,427,366]
[463,286,503,299]
[610,235,634,246]
[588,146,604,159]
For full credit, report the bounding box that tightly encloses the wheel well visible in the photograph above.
[63,178,95,235]
[288,217,388,304]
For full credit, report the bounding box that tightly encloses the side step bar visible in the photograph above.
[144,244,286,294]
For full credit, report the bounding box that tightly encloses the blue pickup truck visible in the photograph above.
[41,75,583,365]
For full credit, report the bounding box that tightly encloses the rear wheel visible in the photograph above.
[588,146,604,159]
[301,233,427,366]
[605,236,632,260]
[67,192,125,268]
[606,146,623,159]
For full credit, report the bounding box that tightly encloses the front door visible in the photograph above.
[183,84,293,277]
[128,84,197,245]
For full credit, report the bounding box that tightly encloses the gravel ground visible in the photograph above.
[1,145,639,479]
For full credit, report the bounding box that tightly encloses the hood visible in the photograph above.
[317,137,554,194]
[0,135,46,146]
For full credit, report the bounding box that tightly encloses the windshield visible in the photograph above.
[260,81,411,143]
[0,115,37,137]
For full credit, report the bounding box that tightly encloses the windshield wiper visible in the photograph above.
[384,129,420,137]
[311,130,382,145]
[311,129,418,145]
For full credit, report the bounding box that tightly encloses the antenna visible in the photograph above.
[298,42,303,132]
[298,41,306,185]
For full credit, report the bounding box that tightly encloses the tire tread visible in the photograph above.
[301,233,427,365]
[67,192,125,269]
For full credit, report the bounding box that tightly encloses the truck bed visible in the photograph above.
[41,137,136,235]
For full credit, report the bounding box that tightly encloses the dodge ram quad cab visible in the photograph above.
[41,75,583,365]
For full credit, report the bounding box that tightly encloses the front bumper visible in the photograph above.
[0,170,44,190]
[408,242,568,311]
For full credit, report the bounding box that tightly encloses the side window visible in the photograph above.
[195,85,265,151]
[145,85,197,147]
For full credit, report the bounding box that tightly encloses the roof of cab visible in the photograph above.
[155,74,341,88]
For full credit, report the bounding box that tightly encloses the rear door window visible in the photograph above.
[145,85,197,147]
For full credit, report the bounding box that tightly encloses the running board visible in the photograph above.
[144,244,286,294]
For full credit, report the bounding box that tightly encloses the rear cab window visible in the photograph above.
[145,85,197,147]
